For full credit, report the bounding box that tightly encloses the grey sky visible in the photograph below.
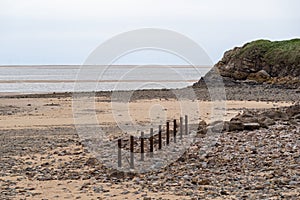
[0,0,299,65]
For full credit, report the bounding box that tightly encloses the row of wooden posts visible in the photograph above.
[117,115,189,169]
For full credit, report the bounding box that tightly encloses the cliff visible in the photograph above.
[210,39,300,87]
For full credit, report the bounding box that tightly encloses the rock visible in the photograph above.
[260,117,275,127]
[197,120,207,134]
[293,114,300,119]
[199,111,268,133]
[220,190,229,195]
[232,71,249,80]
[247,70,270,83]
[93,186,109,193]
[243,123,261,130]
[121,190,130,195]
[85,157,97,166]
[262,110,288,120]
[222,121,230,131]
[197,179,210,185]
[206,121,224,133]
[233,111,259,124]
[152,181,160,187]
[286,104,300,117]
[109,171,125,179]
[228,120,245,131]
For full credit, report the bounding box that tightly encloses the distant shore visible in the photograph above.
[1,80,299,102]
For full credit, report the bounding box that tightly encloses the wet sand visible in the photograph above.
[0,95,292,130]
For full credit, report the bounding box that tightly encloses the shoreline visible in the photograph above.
[1,81,299,102]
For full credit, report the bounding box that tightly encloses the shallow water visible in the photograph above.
[0,65,210,93]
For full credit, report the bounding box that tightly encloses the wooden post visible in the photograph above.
[180,116,183,140]
[185,115,188,135]
[150,128,154,157]
[173,119,177,143]
[141,132,144,161]
[158,125,162,150]
[166,121,170,145]
[130,135,134,169]
[118,139,122,168]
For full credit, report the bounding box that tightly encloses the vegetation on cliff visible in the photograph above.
[214,39,300,87]
[236,39,300,69]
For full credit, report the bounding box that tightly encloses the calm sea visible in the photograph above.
[0,65,210,93]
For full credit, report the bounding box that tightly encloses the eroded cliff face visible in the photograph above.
[212,39,300,87]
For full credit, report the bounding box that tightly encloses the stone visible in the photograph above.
[286,104,300,117]
[262,110,288,120]
[293,114,300,119]
[229,120,245,131]
[109,171,125,179]
[232,71,249,80]
[247,70,271,83]
[206,121,224,133]
[243,123,261,130]
[197,120,207,134]
[85,157,97,166]
[220,190,229,195]
[121,190,130,195]
[260,117,275,126]
[198,179,210,185]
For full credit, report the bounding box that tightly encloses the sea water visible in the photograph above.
[0,65,211,93]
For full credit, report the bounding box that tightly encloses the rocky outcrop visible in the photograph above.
[198,103,300,134]
[212,39,300,87]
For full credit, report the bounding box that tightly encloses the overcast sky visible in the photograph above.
[0,0,299,65]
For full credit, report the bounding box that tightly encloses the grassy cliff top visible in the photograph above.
[236,39,300,66]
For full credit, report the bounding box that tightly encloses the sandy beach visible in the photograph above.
[1,0,300,199]
[1,85,299,199]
